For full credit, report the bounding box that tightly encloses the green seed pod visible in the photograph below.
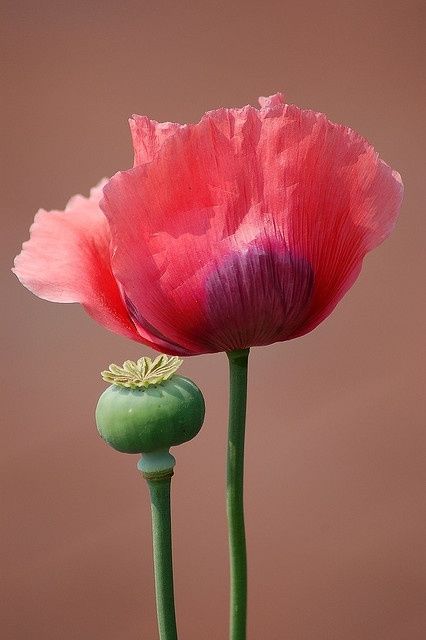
[95,355,205,455]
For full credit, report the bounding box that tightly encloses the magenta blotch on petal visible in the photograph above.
[203,241,314,351]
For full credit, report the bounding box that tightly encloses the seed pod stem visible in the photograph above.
[141,460,177,640]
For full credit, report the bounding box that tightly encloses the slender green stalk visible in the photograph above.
[226,348,250,640]
[146,472,178,640]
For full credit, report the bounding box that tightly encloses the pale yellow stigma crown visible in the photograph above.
[101,354,183,389]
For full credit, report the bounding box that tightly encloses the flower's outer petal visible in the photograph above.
[205,96,403,341]
[103,96,403,353]
[129,94,285,169]
[258,93,286,108]
[260,109,404,339]
[13,181,145,343]
[102,107,267,353]
[129,115,183,166]
[103,167,220,354]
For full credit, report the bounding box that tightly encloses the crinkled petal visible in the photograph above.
[102,95,403,353]
[258,93,286,108]
[102,107,266,352]
[259,107,403,338]
[129,115,183,167]
[13,181,143,342]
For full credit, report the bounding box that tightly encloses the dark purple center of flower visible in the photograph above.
[204,242,314,351]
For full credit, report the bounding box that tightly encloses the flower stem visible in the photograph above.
[227,348,250,640]
[139,451,178,640]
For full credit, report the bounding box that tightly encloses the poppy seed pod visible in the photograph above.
[95,355,205,455]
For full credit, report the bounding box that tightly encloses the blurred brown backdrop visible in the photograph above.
[2,1,425,638]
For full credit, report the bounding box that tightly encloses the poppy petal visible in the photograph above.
[267,110,403,337]
[101,96,402,353]
[129,115,183,166]
[103,105,267,352]
[13,181,142,342]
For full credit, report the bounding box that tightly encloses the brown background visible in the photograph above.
[2,1,425,638]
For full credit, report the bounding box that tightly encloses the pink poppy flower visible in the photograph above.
[13,94,403,356]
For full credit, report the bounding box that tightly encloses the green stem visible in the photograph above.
[227,348,250,640]
[145,472,178,640]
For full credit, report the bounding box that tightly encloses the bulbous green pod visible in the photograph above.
[96,375,205,454]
